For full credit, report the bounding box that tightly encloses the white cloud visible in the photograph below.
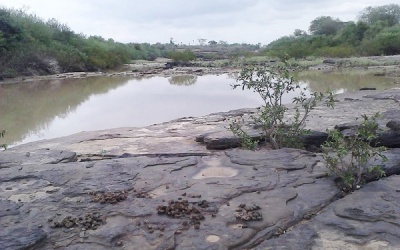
[0,0,397,44]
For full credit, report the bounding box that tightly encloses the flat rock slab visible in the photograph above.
[1,89,400,249]
[257,175,400,249]
[0,147,340,249]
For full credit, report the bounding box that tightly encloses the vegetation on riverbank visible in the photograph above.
[0,7,173,78]
[1,4,400,79]
[264,4,400,59]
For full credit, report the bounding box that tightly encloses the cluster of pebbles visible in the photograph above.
[156,199,206,229]
[90,189,151,204]
[90,191,128,204]
[134,189,151,198]
[234,204,263,221]
[49,212,104,230]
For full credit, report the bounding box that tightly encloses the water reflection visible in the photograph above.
[168,75,198,86]
[0,74,263,146]
[0,77,131,146]
[0,71,397,147]
[297,70,397,93]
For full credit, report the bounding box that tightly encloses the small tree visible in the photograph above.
[309,16,345,36]
[231,62,334,150]
[358,4,400,27]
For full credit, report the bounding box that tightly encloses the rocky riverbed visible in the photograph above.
[1,88,400,249]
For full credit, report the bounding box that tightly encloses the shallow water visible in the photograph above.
[0,71,396,146]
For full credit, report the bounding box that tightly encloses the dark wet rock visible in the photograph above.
[359,87,377,91]
[323,58,336,64]
[334,121,360,131]
[300,131,328,149]
[387,120,400,131]
[372,131,400,148]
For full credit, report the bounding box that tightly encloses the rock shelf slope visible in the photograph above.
[1,88,400,249]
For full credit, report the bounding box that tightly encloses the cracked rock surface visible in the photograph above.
[1,89,400,249]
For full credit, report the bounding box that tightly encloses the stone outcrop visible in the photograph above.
[1,89,400,249]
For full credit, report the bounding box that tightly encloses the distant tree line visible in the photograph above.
[0,7,174,78]
[265,4,400,58]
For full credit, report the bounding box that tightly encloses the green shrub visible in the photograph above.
[167,50,196,62]
[314,46,357,58]
[322,113,387,191]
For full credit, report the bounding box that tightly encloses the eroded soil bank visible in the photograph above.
[1,88,400,249]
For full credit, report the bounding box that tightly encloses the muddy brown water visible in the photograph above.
[0,71,397,147]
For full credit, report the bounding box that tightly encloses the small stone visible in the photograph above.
[5,187,12,190]
[116,241,123,247]
[166,185,169,189]
[194,224,200,229]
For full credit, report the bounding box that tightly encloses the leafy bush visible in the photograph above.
[322,113,387,191]
[230,62,334,149]
[314,46,357,58]
[167,50,196,62]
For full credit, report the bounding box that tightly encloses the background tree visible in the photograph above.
[293,29,307,37]
[309,16,345,36]
[208,40,217,46]
[358,4,400,26]
[197,38,207,46]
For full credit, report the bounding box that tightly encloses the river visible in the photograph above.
[0,71,397,147]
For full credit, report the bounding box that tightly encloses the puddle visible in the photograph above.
[206,235,220,243]
[193,157,238,179]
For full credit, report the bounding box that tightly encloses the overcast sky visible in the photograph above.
[1,0,397,45]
